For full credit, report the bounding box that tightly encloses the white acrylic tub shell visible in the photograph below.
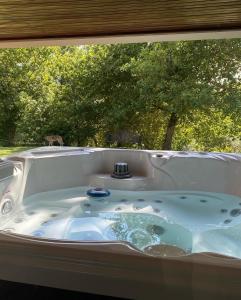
[0,147,241,299]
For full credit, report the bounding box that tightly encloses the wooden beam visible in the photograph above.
[1,30,241,48]
[0,0,241,43]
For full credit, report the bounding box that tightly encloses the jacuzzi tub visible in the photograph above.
[0,147,241,299]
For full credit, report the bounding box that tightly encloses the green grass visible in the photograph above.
[0,146,34,157]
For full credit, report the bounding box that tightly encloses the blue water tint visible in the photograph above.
[2,186,241,258]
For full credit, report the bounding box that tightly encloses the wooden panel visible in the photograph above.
[0,0,241,41]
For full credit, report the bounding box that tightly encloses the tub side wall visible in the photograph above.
[149,155,241,196]
[0,234,240,299]
[22,154,100,198]
[9,148,241,198]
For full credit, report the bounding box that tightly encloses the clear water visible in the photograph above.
[1,186,241,258]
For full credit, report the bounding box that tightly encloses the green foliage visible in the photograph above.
[0,41,240,152]
[130,40,241,149]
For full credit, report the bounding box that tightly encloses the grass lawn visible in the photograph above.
[0,146,34,157]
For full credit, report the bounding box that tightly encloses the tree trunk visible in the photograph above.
[77,135,82,147]
[162,112,178,150]
[5,125,16,146]
[93,136,98,146]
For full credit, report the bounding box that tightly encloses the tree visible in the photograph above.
[0,47,58,146]
[131,40,241,149]
[83,44,145,146]
[1,41,240,152]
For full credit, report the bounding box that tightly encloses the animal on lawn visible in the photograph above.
[45,135,64,146]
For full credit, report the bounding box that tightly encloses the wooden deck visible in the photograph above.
[0,280,122,299]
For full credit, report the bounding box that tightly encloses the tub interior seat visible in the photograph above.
[89,174,152,190]
[144,244,188,257]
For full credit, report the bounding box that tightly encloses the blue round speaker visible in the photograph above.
[87,188,110,197]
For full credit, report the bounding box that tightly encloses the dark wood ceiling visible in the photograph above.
[0,0,241,41]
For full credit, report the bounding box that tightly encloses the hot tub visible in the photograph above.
[0,147,241,299]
